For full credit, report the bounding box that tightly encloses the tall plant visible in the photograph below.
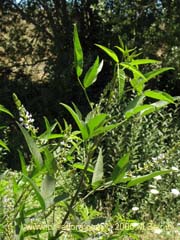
[0,25,179,240]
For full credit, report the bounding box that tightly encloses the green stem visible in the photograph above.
[51,141,93,239]
[78,77,92,110]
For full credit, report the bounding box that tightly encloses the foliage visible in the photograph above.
[0,25,180,240]
[1,1,180,130]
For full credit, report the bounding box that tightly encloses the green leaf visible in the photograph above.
[72,102,83,120]
[112,153,130,184]
[140,100,170,116]
[0,139,10,151]
[92,148,104,189]
[151,100,169,109]
[41,174,56,208]
[18,123,43,169]
[23,174,46,210]
[83,57,103,88]
[120,63,146,81]
[130,77,145,93]
[61,103,88,140]
[44,148,56,176]
[95,44,119,63]
[144,90,174,103]
[38,117,58,140]
[18,150,28,175]
[0,104,13,117]
[73,24,83,77]
[86,113,107,137]
[118,69,126,99]
[92,121,123,138]
[145,67,174,82]
[130,59,160,65]
[127,170,171,187]
[124,95,145,113]
[73,163,94,173]
[125,105,154,119]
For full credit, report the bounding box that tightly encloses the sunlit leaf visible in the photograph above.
[0,139,10,151]
[92,148,104,189]
[61,103,88,140]
[130,59,160,65]
[73,24,83,77]
[44,147,56,176]
[83,57,103,88]
[92,121,123,138]
[18,123,43,169]
[127,170,171,187]
[120,63,146,81]
[0,104,13,117]
[124,95,145,113]
[41,174,56,208]
[86,113,107,137]
[125,105,154,119]
[23,174,46,210]
[112,153,130,184]
[144,90,174,103]
[145,67,174,82]
[95,44,119,63]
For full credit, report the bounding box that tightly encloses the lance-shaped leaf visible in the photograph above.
[130,59,160,65]
[83,57,104,88]
[125,95,145,113]
[120,63,146,81]
[61,103,88,140]
[144,67,174,82]
[95,44,119,63]
[0,104,13,117]
[92,148,104,189]
[86,113,107,137]
[39,117,58,140]
[112,153,130,184]
[41,174,56,208]
[140,100,171,116]
[125,105,154,119]
[127,170,171,187]
[73,24,83,77]
[0,139,10,151]
[144,90,174,103]
[18,150,27,175]
[18,123,43,169]
[92,121,123,138]
[44,147,56,176]
[23,174,46,210]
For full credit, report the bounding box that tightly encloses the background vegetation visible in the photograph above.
[0,1,180,239]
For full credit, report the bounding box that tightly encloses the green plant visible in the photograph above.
[0,24,179,240]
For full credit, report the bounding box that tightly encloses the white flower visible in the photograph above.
[177,223,180,226]
[153,228,162,234]
[171,188,180,197]
[152,153,165,162]
[150,189,159,195]
[154,175,162,180]
[171,166,179,172]
[132,207,139,212]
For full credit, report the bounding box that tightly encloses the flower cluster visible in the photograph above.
[13,93,38,135]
